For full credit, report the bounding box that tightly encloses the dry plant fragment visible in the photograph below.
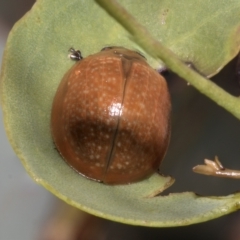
[193,156,240,179]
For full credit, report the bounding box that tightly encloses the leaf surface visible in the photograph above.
[1,0,240,226]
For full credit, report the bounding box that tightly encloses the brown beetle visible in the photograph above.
[51,47,171,184]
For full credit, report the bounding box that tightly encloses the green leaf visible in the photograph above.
[1,0,240,227]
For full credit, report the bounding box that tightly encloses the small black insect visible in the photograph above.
[68,48,83,61]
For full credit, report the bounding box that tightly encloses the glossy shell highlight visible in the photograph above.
[51,47,171,184]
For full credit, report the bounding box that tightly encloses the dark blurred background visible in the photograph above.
[1,0,240,239]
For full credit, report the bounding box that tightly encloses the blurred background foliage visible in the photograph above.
[1,0,240,239]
